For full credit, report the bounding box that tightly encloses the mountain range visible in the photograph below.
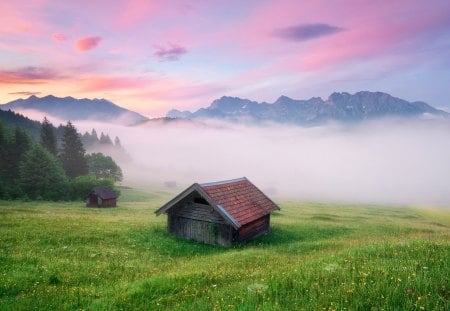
[0,95,148,126]
[1,92,448,127]
[167,91,449,125]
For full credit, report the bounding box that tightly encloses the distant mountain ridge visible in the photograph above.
[167,91,448,124]
[1,95,149,126]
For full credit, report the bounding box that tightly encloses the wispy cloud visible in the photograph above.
[74,36,102,52]
[81,75,151,92]
[0,67,61,84]
[273,23,344,42]
[52,33,68,42]
[8,91,42,96]
[154,43,187,61]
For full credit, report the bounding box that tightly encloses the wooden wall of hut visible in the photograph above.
[168,202,234,246]
[236,214,270,242]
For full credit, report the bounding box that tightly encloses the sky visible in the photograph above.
[1,0,450,117]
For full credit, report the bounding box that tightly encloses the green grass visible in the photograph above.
[0,193,449,310]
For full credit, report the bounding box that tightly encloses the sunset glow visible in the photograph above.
[1,0,450,117]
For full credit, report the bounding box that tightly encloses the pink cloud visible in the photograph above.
[0,2,45,35]
[74,36,102,52]
[81,75,151,92]
[142,81,227,101]
[52,33,67,42]
[132,80,229,116]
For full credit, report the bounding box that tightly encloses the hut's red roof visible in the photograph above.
[155,177,280,228]
[199,177,279,226]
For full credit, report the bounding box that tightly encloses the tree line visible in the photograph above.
[0,117,123,201]
[81,129,122,149]
[0,108,124,153]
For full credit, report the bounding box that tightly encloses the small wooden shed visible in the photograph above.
[155,177,280,246]
[86,186,117,208]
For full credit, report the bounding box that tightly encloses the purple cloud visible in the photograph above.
[8,91,42,96]
[15,67,59,79]
[0,67,61,84]
[154,43,187,61]
[273,23,344,41]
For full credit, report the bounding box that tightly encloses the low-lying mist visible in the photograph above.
[73,118,450,206]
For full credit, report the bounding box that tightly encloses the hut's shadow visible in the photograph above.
[243,224,351,254]
[129,225,227,257]
[130,223,352,257]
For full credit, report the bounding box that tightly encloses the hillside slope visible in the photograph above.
[1,95,149,126]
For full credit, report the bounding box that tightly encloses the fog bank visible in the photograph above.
[74,118,450,206]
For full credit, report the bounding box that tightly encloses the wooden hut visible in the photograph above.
[155,177,280,246]
[86,186,117,208]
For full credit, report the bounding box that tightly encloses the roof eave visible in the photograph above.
[155,183,241,229]
[215,204,240,229]
[195,187,241,229]
[154,183,198,216]
[199,176,247,187]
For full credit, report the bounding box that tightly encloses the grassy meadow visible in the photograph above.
[0,188,449,310]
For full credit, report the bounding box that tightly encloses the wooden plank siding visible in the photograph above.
[236,214,270,242]
[101,198,116,207]
[172,203,227,224]
[167,205,270,245]
[168,215,233,246]
[168,202,234,246]
[86,194,116,208]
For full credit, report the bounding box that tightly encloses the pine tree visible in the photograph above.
[81,128,100,148]
[40,117,57,156]
[114,136,121,148]
[81,132,91,148]
[60,121,88,178]
[0,124,13,181]
[14,127,31,155]
[19,144,69,200]
[0,122,7,174]
[12,127,32,176]
[91,129,98,142]
[0,122,8,195]
[0,125,34,199]
[99,132,113,145]
[0,127,31,182]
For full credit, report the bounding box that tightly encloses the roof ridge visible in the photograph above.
[199,177,247,187]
